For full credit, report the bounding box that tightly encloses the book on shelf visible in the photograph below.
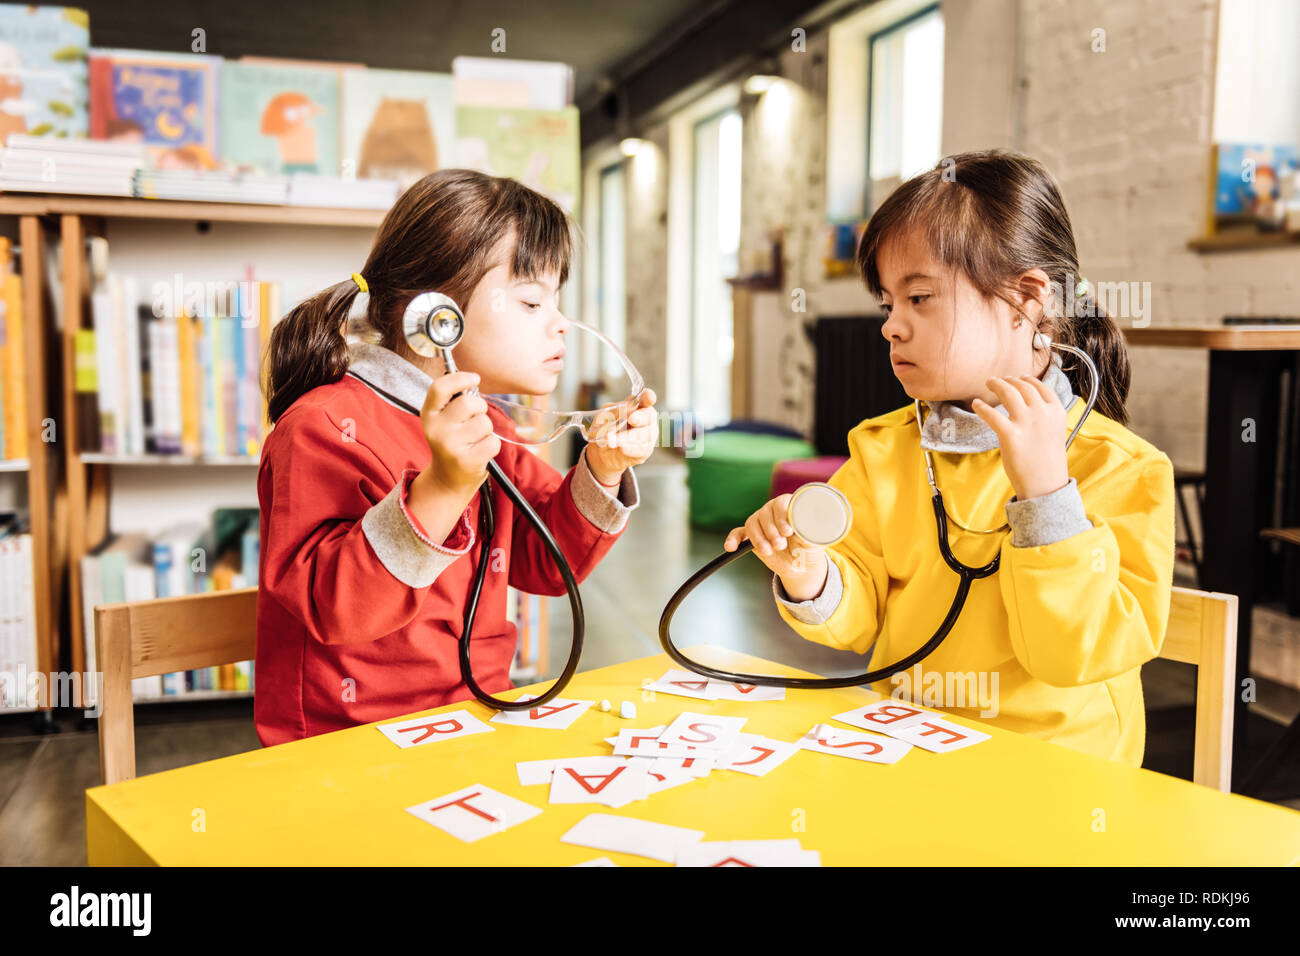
[0,236,25,460]
[0,5,90,142]
[220,59,342,177]
[88,47,220,170]
[0,515,37,710]
[80,508,259,704]
[80,267,282,460]
[339,66,455,189]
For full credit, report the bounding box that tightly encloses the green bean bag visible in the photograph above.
[686,431,816,531]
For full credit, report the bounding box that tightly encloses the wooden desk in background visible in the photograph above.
[1124,326,1300,794]
[86,646,1300,865]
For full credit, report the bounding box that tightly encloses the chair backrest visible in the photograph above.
[94,587,258,786]
[1159,585,1238,792]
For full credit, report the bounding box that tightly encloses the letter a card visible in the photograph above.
[489,696,594,730]
[549,756,650,807]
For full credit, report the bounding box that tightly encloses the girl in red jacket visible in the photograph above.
[255,169,657,746]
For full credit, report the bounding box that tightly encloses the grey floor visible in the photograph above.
[2,451,1298,865]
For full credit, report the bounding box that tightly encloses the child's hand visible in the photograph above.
[971,375,1071,501]
[419,371,501,495]
[584,388,658,484]
[724,495,829,601]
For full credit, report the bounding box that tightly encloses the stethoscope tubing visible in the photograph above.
[656,494,989,690]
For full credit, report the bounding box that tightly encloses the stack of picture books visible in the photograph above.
[0,134,142,195]
[286,172,398,209]
[0,13,582,214]
[132,168,288,204]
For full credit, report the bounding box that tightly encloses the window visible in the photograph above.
[597,162,627,380]
[689,108,742,428]
[1212,0,1300,144]
[866,5,944,212]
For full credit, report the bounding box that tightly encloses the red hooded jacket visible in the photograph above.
[254,342,639,746]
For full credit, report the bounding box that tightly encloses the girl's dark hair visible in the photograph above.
[856,149,1130,425]
[265,168,574,423]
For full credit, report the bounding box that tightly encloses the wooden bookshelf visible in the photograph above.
[0,197,378,693]
[0,214,56,712]
[4,193,553,703]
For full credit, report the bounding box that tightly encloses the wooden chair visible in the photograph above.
[94,587,258,786]
[1159,585,1238,792]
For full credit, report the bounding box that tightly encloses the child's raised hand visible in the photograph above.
[724,495,829,601]
[419,371,501,495]
[584,387,658,484]
[971,375,1071,501]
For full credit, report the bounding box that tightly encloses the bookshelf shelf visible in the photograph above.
[80,453,260,467]
[0,458,29,472]
[134,689,253,704]
[0,194,385,228]
[1187,231,1300,253]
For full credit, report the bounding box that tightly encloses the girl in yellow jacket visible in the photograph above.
[725,150,1175,767]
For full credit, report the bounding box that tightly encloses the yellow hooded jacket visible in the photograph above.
[774,371,1176,767]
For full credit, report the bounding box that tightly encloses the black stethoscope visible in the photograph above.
[658,335,1101,689]
[347,292,584,712]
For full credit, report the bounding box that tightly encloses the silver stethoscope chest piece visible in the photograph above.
[402,291,465,358]
[787,482,853,547]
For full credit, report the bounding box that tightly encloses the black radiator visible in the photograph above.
[809,315,911,456]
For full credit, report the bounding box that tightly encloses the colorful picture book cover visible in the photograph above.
[219,60,339,175]
[1213,142,1300,219]
[340,66,453,188]
[0,4,89,141]
[88,48,219,169]
[455,105,578,214]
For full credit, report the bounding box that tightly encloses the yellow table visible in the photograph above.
[86,646,1300,865]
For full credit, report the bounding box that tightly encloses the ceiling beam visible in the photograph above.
[579,0,861,147]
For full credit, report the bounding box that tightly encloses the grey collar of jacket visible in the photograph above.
[917,354,1078,453]
[345,340,435,412]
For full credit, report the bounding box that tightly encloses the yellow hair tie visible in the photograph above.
[351,272,369,294]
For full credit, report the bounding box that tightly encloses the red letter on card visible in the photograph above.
[403,718,464,743]
[680,722,720,744]
[563,766,626,794]
[427,791,497,822]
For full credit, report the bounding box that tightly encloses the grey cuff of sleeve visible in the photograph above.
[1005,476,1094,548]
[361,481,476,588]
[772,558,844,625]
[570,446,640,534]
